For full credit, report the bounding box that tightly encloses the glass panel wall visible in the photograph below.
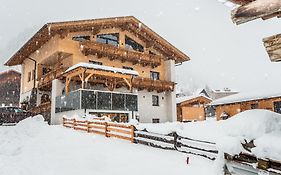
[55,90,138,113]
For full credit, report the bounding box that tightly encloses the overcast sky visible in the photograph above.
[0,0,280,92]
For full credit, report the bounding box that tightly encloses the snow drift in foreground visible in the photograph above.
[137,110,281,161]
[0,115,215,175]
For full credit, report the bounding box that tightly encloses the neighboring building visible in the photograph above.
[263,33,281,62]
[208,88,238,100]
[211,91,281,120]
[0,69,21,107]
[176,93,212,122]
[4,16,190,124]
[219,0,281,25]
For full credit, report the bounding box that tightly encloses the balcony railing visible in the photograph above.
[38,66,68,90]
[81,41,162,68]
[55,89,138,113]
[132,77,175,92]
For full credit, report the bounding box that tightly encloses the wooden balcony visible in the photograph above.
[38,66,68,91]
[80,41,162,68]
[132,77,175,92]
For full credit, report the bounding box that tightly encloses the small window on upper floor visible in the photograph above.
[27,72,31,82]
[89,60,103,65]
[251,103,258,109]
[152,118,160,123]
[149,50,156,55]
[96,33,119,47]
[42,67,51,76]
[72,35,91,42]
[150,71,160,80]
[125,35,144,52]
[152,95,159,106]
[122,66,133,70]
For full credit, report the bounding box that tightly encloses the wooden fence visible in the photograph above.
[63,118,218,160]
[63,118,135,143]
[134,130,218,160]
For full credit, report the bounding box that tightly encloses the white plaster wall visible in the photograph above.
[165,60,177,122]
[137,90,169,123]
[53,109,85,125]
[51,79,65,125]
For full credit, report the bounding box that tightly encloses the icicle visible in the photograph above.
[48,26,51,35]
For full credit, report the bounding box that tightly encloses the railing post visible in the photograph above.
[130,125,135,143]
[63,118,65,127]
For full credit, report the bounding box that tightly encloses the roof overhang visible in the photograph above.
[5,16,190,66]
[231,0,281,25]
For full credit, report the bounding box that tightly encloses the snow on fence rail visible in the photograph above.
[63,118,135,143]
[134,130,218,160]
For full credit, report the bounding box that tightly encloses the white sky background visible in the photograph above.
[0,0,280,92]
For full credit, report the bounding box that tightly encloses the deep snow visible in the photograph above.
[0,115,216,175]
[137,110,281,161]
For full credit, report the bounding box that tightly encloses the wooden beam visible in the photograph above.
[231,0,281,25]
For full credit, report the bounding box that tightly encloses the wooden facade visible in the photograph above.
[177,96,212,122]
[214,96,281,120]
[0,70,21,107]
[222,0,281,25]
[263,33,281,62]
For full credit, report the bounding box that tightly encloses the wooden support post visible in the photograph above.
[65,76,72,94]
[87,121,90,133]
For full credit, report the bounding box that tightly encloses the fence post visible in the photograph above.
[130,125,135,143]
[105,122,108,137]
[73,119,76,129]
[173,132,179,150]
[63,118,65,127]
[87,121,90,133]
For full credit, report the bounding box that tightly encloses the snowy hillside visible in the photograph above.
[0,115,216,175]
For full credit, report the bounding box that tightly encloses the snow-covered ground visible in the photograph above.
[137,109,281,161]
[0,116,217,175]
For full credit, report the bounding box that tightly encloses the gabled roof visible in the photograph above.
[176,94,212,104]
[5,16,190,66]
[0,69,21,77]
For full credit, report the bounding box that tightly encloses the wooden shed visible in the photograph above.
[211,91,281,120]
[177,95,212,122]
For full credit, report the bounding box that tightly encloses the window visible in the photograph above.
[27,72,31,82]
[152,118,160,123]
[150,71,160,80]
[149,50,156,55]
[42,67,51,75]
[251,103,258,109]
[125,35,144,52]
[72,35,90,42]
[89,60,103,65]
[152,95,159,106]
[96,33,119,46]
[122,66,133,70]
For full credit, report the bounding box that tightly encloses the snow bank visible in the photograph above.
[137,110,281,160]
[0,114,216,175]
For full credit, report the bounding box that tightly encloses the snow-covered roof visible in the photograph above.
[65,62,139,76]
[176,94,212,104]
[211,90,281,106]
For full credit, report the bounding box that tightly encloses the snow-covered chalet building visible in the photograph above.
[4,16,190,124]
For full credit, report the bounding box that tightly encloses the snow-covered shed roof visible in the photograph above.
[263,33,281,62]
[211,90,281,106]
[65,62,139,76]
[176,94,212,104]
[5,16,190,66]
